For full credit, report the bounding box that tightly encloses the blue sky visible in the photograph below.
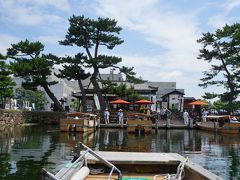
[1,0,240,98]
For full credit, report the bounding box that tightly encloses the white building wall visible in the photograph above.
[169,94,182,111]
[150,95,156,111]
[38,80,74,111]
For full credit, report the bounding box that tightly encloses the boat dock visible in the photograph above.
[99,116,195,129]
[99,123,192,129]
[99,111,196,130]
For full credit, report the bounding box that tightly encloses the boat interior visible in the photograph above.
[83,163,184,180]
[41,143,221,180]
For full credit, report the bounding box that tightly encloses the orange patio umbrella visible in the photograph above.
[110,99,130,104]
[134,99,154,104]
[188,100,208,106]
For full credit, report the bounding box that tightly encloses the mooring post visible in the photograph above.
[166,118,170,129]
[155,119,158,133]
[189,118,193,128]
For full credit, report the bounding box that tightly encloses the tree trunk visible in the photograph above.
[77,79,87,112]
[0,95,4,109]
[228,89,234,113]
[42,83,64,111]
[77,98,81,111]
[91,67,105,111]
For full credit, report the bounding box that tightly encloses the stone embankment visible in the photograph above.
[0,109,66,127]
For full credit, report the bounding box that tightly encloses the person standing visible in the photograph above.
[160,107,165,119]
[164,107,172,128]
[183,109,190,126]
[201,109,208,122]
[117,109,124,126]
[104,108,110,124]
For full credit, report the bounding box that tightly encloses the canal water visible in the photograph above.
[0,125,240,179]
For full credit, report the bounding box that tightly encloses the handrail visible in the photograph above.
[42,143,122,180]
[57,151,86,179]
[80,142,122,180]
[41,168,60,180]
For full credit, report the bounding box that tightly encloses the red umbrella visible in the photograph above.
[188,100,208,106]
[110,99,130,104]
[134,99,154,104]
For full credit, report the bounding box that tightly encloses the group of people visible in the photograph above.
[104,106,239,126]
[104,108,124,125]
[183,109,207,125]
[104,107,153,125]
[160,107,172,120]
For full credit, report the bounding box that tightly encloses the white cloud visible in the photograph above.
[208,15,229,29]
[225,0,240,13]
[0,0,69,26]
[156,70,183,80]
[92,0,210,97]
[94,0,199,49]
[37,35,62,45]
[0,34,20,54]
[208,0,240,28]
[31,0,71,12]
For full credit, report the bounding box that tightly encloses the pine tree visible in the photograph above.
[7,40,63,111]
[0,54,15,108]
[60,15,124,111]
[197,23,240,112]
[55,53,91,112]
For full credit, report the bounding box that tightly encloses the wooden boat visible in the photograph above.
[126,113,152,134]
[41,143,222,180]
[196,115,240,134]
[60,112,98,132]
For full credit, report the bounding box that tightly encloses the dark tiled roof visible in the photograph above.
[161,89,185,97]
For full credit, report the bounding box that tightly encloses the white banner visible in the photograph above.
[94,94,101,110]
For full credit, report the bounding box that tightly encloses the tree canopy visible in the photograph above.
[197,23,240,112]
[15,87,47,110]
[7,40,63,111]
[60,15,141,111]
[0,54,16,108]
[55,53,91,112]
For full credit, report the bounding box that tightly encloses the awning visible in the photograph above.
[134,99,154,104]
[110,99,130,104]
[188,100,208,106]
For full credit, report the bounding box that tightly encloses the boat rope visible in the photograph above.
[153,157,188,180]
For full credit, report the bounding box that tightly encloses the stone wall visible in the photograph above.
[0,109,66,126]
[31,111,66,124]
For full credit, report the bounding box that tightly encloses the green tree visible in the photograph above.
[15,87,47,110]
[211,100,226,111]
[0,54,15,108]
[60,15,141,111]
[109,83,143,101]
[7,40,63,111]
[70,98,80,111]
[197,23,240,112]
[55,53,90,112]
[201,92,218,100]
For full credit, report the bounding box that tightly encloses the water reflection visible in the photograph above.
[1,126,240,179]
